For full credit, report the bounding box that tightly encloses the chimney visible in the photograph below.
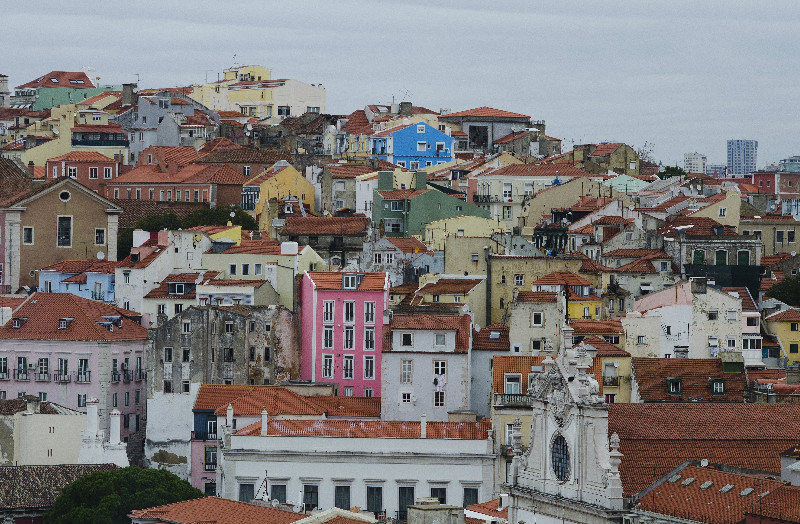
[157,229,169,246]
[226,403,234,427]
[399,101,413,116]
[261,409,269,436]
[86,399,100,437]
[499,494,509,511]
[26,398,41,414]
[109,409,121,445]
[0,307,12,326]
[420,413,427,438]
[122,83,138,106]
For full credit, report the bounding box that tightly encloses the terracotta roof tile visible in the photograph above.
[417,278,483,295]
[515,291,558,303]
[440,107,530,119]
[658,216,738,237]
[493,130,530,145]
[569,318,624,335]
[282,216,370,236]
[342,109,373,135]
[473,323,510,351]
[761,271,785,292]
[581,336,630,357]
[71,123,125,134]
[766,308,800,322]
[16,71,96,90]
[632,357,745,402]
[385,236,431,254]
[387,313,472,353]
[306,271,387,292]
[478,163,590,179]
[235,418,492,439]
[47,151,115,163]
[0,293,145,341]
[603,249,672,259]
[377,189,431,200]
[327,163,378,179]
[746,484,800,522]
[0,464,116,510]
[721,287,757,311]
[128,496,303,524]
[760,253,793,267]
[193,148,292,165]
[466,499,508,520]
[531,271,592,287]
[589,143,623,157]
[492,355,602,394]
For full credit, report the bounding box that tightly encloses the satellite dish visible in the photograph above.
[97,251,105,260]
[700,459,709,467]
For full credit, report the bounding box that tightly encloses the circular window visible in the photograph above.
[59,190,71,202]
[551,434,570,481]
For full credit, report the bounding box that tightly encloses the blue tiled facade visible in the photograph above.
[372,122,454,168]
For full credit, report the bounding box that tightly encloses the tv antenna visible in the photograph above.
[134,73,140,84]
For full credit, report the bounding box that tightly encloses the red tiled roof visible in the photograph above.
[472,323,510,351]
[766,308,800,322]
[0,293,145,341]
[76,91,121,107]
[138,145,200,167]
[761,271,785,292]
[569,318,624,335]
[531,271,592,287]
[466,499,508,520]
[47,151,115,163]
[40,259,118,274]
[235,418,492,439]
[282,215,370,236]
[632,357,745,402]
[493,130,530,145]
[746,484,800,522]
[306,271,387,292]
[307,396,382,418]
[387,313,472,353]
[197,137,245,156]
[373,123,415,137]
[0,464,117,510]
[478,163,590,179]
[721,287,757,311]
[193,148,292,165]
[515,291,558,303]
[603,249,672,259]
[658,216,738,237]
[342,109,373,135]
[128,496,304,524]
[760,253,792,267]
[609,403,800,496]
[71,123,125,134]
[417,278,483,295]
[440,107,530,119]
[327,163,376,179]
[377,189,431,200]
[581,336,629,357]
[385,236,430,254]
[589,143,623,157]
[16,71,96,89]
[492,355,602,394]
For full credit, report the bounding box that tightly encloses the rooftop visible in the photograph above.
[440,107,530,120]
[0,464,116,510]
[235,418,492,439]
[305,271,387,292]
[632,357,746,402]
[129,496,303,524]
[282,215,370,236]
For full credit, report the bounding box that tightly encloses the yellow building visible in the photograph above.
[187,224,243,245]
[424,215,507,250]
[530,271,603,319]
[687,190,741,228]
[244,162,315,222]
[583,336,632,403]
[764,308,800,364]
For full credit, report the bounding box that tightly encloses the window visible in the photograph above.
[718,207,727,218]
[463,488,479,508]
[239,483,255,503]
[67,166,77,178]
[89,167,98,179]
[343,355,354,379]
[790,230,796,243]
[367,486,383,515]
[243,166,251,177]
[124,391,130,406]
[270,484,287,503]
[163,347,173,362]
[402,392,411,403]
[157,304,166,315]
[435,333,446,346]
[364,387,374,397]
[791,323,798,332]
[335,485,351,510]
[471,253,479,263]
[401,333,413,347]
[637,335,646,345]
[323,301,334,322]
[344,301,355,323]
[228,264,236,276]
[708,310,719,321]
[57,216,72,247]
[22,227,33,245]
[711,380,725,395]
[503,206,512,219]
[104,167,113,179]
[241,264,249,276]
[504,374,521,394]
[323,326,334,349]
[225,321,234,333]
[399,487,415,520]
[95,229,105,245]
[417,124,425,133]
[174,304,183,314]
[364,356,375,380]
[182,347,190,362]
[668,379,682,394]
[532,312,543,326]
[417,141,427,152]
[374,252,382,264]
[390,200,404,211]
[385,253,394,264]
[401,360,413,383]
[364,302,375,323]
[277,106,291,117]
[790,344,798,354]
[727,310,737,322]
[223,348,234,362]
[777,230,785,243]
[434,390,445,406]
[112,392,118,407]
[364,327,375,350]
[430,487,446,505]
[344,326,354,349]
[77,394,86,407]
[255,263,262,276]
[343,274,358,289]
[52,166,58,178]
[322,354,333,378]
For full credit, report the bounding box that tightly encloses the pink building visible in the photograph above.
[300,271,388,397]
[0,292,148,441]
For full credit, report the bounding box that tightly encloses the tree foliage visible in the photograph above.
[659,165,687,179]
[765,275,800,307]
[44,467,204,524]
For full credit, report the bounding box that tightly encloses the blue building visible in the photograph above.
[371,122,454,169]
[38,260,116,302]
[727,139,758,176]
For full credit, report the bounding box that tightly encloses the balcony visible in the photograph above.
[71,137,128,147]
[603,376,620,387]
[111,371,121,382]
[123,370,133,383]
[192,431,218,442]
[494,393,533,407]
[76,371,91,383]
[54,373,71,383]
[204,463,217,471]
[14,370,29,381]
[35,372,50,382]
[0,372,8,380]
[135,370,145,381]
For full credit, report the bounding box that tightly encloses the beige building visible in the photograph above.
[508,291,566,355]
[414,274,487,328]
[0,397,84,466]
[687,190,741,228]
[424,216,507,251]
[740,215,800,256]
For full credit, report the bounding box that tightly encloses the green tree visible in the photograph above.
[44,467,204,524]
[765,275,800,307]
[180,205,257,230]
[659,165,686,179]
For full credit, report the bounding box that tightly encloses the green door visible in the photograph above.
[693,250,705,264]
[715,250,727,265]
[738,250,750,266]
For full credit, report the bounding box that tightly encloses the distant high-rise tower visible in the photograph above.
[727,139,758,176]
[683,152,707,174]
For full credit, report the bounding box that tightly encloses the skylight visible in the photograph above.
[700,481,713,489]
[720,484,734,493]
[489,331,500,340]
[740,488,754,496]
[681,478,695,486]
[668,475,681,483]
[50,78,59,83]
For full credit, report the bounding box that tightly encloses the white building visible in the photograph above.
[0,397,84,466]
[380,312,473,422]
[683,152,707,173]
[218,413,494,520]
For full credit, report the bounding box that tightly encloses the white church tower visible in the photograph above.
[507,342,625,524]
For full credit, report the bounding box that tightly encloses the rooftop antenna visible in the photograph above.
[134,73,140,84]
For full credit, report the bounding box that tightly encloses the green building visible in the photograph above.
[373,170,490,236]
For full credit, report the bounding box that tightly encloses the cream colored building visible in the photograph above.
[687,190,741,228]
[424,215,507,251]
[189,65,326,124]
[0,398,84,466]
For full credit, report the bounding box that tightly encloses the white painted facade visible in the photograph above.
[143,383,200,479]
[0,401,84,466]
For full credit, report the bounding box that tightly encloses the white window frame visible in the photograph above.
[364,356,375,380]
[322,354,333,378]
[343,355,354,379]
[364,326,375,351]
[104,167,113,179]
[89,167,98,179]
[22,226,34,245]
[323,301,334,323]
[401,360,413,384]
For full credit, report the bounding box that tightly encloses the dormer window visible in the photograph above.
[711,379,725,395]
[12,318,21,329]
[50,77,59,83]
[59,319,68,330]
[343,274,359,289]
[667,378,682,395]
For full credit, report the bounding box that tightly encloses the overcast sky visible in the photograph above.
[5,1,798,167]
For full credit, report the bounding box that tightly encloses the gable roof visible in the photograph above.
[417,278,483,295]
[385,236,430,254]
[658,216,739,237]
[531,271,592,287]
[440,107,530,119]
[387,313,472,353]
[47,151,115,163]
[192,148,292,165]
[720,287,757,311]
[282,215,370,236]
[305,272,387,292]
[129,496,303,524]
[569,318,624,335]
[632,357,746,402]
[327,163,376,179]
[0,293,146,341]
[0,177,122,211]
[16,71,96,89]
[515,291,558,303]
[766,308,800,322]
[589,142,623,157]
[479,163,590,179]
[581,336,630,357]
[0,464,116,510]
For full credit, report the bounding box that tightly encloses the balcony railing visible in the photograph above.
[603,376,620,387]
[0,372,8,380]
[36,372,50,382]
[192,431,218,442]
[76,371,91,383]
[54,373,71,383]
[111,371,121,382]
[14,370,29,381]
[123,370,132,383]
[494,393,533,407]
[135,370,145,381]
[204,463,217,471]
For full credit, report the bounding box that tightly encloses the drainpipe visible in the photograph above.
[484,246,491,325]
